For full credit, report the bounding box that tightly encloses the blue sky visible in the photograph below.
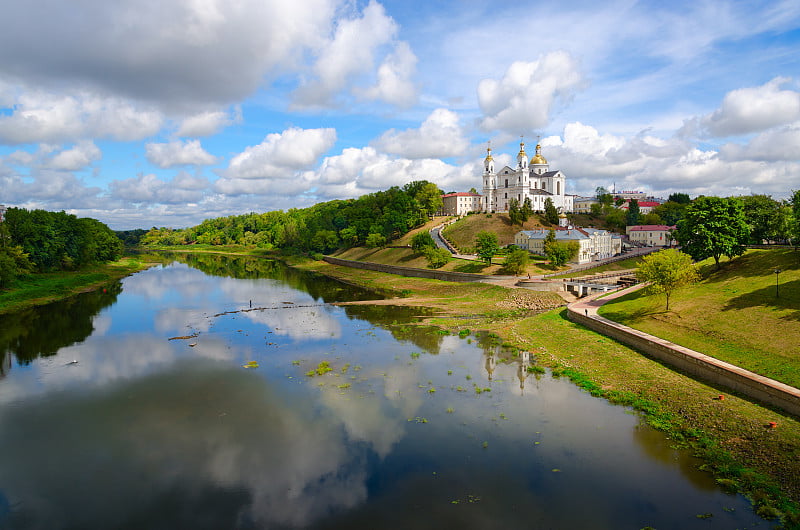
[1,0,799,229]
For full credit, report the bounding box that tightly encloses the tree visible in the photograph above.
[544,197,559,224]
[545,240,580,267]
[521,197,533,222]
[652,201,686,226]
[411,231,436,253]
[596,186,613,207]
[475,231,499,264]
[508,198,522,225]
[365,232,386,248]
[423,247,450,269]
[741,194,784,244]
[791,190,800,247]
[0,245,33,289]
[668,192,691,204]
[636,249,699,311]
[502,248,529,275]
[675,196,750,270]
[604,208,626,232]
[626,198,641,226]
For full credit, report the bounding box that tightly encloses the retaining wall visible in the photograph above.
[567,306,800,417]
[323,256,495,283]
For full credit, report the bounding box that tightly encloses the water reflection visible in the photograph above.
[0,258,776,529]
[0,361,383,529]
[0,283,121,370]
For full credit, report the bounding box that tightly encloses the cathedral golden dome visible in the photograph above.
[530,144,547,165]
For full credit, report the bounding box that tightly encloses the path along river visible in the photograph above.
[0,254,774,529]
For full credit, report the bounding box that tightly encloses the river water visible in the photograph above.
[0,255,772,529]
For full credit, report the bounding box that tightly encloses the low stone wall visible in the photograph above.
[323,256,494,283]
[567,306,800,418]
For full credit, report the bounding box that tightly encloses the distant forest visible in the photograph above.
[138,181,443,254]
[0,208,123,287]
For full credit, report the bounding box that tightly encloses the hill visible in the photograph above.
[598,248,800,388]
[441,212,550,252]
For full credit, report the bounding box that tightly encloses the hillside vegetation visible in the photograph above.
[441,212,552,252]
[599,248,800,387]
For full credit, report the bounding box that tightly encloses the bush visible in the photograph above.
[0,245,33,289]
[423,247,451,269]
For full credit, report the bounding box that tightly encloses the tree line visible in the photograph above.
[591,188,800,246]
[0,208,123,288]
[139,181,443,254]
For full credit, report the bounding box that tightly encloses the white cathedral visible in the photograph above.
[481,140,573,214]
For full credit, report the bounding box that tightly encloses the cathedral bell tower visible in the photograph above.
[482,143,496,212]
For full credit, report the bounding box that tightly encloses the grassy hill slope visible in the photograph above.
[441,212,550,252]
[598,248,800,387]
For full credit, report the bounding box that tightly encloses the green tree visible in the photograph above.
[596,186,613,207]
[545,239,579,267]
[508,198,522,226]
[0,245,33,289]
[411,231,436,253]
[668,192,691,204]
[604,208,626,232]
[642,213,663,225]
[791,190,800,247]
[626,198,641,226]
[502,248,530,275]
[475,231,499,264]
[544,197,559,224]
[423,247,451,269]
[741,194,784,244]
[521,197,533,222]
[652,201,686,226]
[636,249,699,311]
[365,232,387,248]
[675,196,750,270]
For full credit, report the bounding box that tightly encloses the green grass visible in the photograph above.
[598,248,800,388]
[548,256,645,278]
[0,257,152,314]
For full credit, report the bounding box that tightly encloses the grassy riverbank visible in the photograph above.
[295,256,800,527]
[598,249,800,388]
[0,256,154,315]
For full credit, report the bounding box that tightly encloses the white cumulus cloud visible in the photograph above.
[176,107,242,137]
[223,127,337,179]
[372,108,468,159]
[47,141,102,171]
[145,140,218,168]
[685,77,800,138]
[478,51,584,134]
[292,1,416,108]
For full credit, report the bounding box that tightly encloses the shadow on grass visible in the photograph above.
[453,261,489,273]
[397,252,418,263]
[722,279,800,321]
[700,248,797,283]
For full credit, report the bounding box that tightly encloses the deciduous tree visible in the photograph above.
[502,248,529,275]
[475,231,499,264]
[636,249,699,311]
[675,196,749,270]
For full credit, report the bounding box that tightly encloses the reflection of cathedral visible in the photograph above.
[481,140,573,214]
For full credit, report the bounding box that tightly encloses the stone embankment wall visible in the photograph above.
[567,306,800,418]
[323,256,494,283]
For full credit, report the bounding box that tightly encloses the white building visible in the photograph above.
[0,205,6,223]
[626,225,676,247]
[573,197,599,213]
[482,141,573,214]
[514,227,620,264]
[439,192,482,216]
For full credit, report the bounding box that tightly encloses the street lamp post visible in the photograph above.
[774,269,782,298]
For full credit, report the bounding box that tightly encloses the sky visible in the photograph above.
[1,0,799,230]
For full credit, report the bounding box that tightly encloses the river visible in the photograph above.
[0,254,773,529]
